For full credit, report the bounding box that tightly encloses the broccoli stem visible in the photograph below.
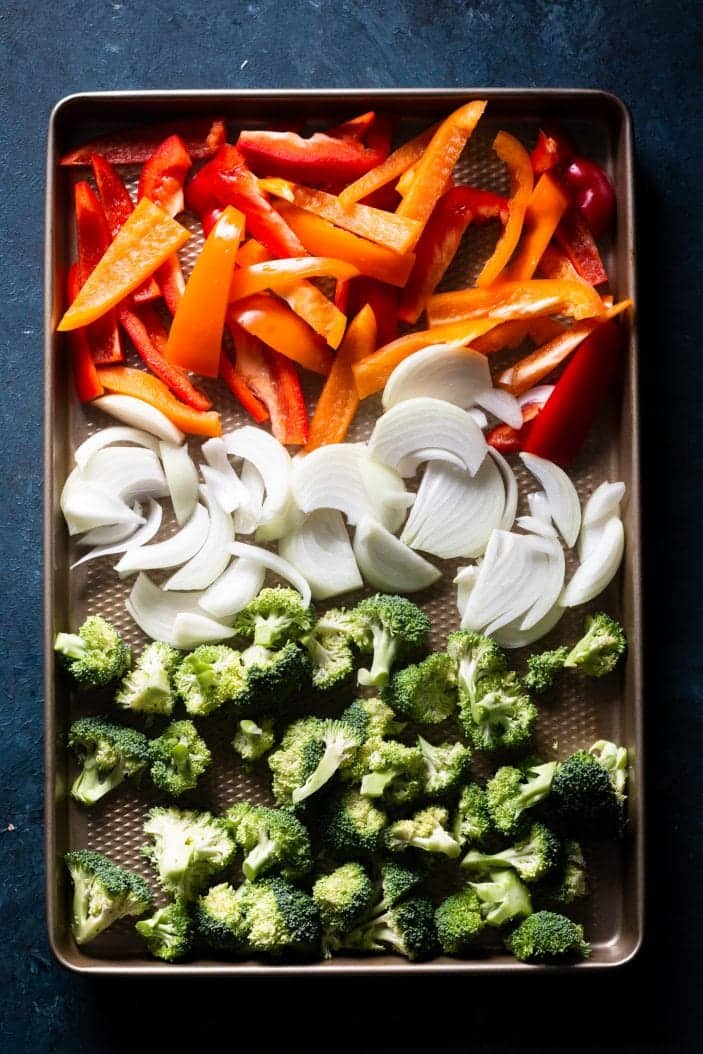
[54,632,87,660]
[413,829,461,858]
[292,741,347,804]
[358,627,397,687]
[70,874,113,944]
[254,615,288,648]
[242,833,277,882]
[71,755,125,806]
[360,770,396,797]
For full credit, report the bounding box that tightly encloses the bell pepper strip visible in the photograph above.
[218,349,269,424]
[73,182,124,363]
[117,303,212,411]
[561,156,616,238]
[201,209,223,238]
[396,161,418,198]
[227,317,309,444]
[228,256,359,302]
[166,206,243,377]
[305,304,377,452]
[486,401,543,453]
[521,319,623,466]
[96,367,222,437]
[530,125,574,174]
[555,207,609,286]
[138,135,192,218]
[360,183,402,211]
[398,185,509,324]
[276,203,415,287]
[326,111,377,140]
[426,279,606,327]
[257,177,296,202]
[354,277,398,349]
[236,117,392,186]
[155,255,187,317]
[352,318,500,399]
[236,238,271,267]
[277,282,347,350]
[475,132,534,286]
[58,198,191,332]
[278,184,422,254]
[471,320,532,355]
[65,265,104,401]
[229,293,334,376]
[60,117,226,165]
[537,241,588,284]
[395,101,487,233]
[526,316,568,344]
[334,277,352,315]
[504,171,570,281]
[338,125,436,208]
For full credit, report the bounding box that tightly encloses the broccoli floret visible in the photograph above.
[435,888,485,954]
[313,863,375,957]
[589,739,628,800]
[225,802,312,882]
[67,717,151,805]
[385,806,461,859]
[235,877,321,958]
[142,807,236,901]
[315,606,371,649]
[338,696,402,784]
[469,868,533,927]
[447,629,507,707]
[234,587,314,648]
[64,849,152,945]
[453,783,493,848]
[462,822,560,883]
[459,671,537,753]
[195,882,246,951]
[551,751,623,835]
[524,646,569,694]
[563,612,627,677]
[359,740,425,806]
[320,788,388,859]
[486,760,557,837]
[304,625,356,692]
[174,645,249,716]
[135,900,193,962]
[385,653,457,725]
[238,641,310,714]
[536,840,588,906]
[371,861,425,915]
[150,720,211,797]
[352,594,431,687]
[55,615,131,688]
[343,895,438,961]
[114,641,180,714]
[268,717,362,805]
[417,736,472,799]
[232,717,276,762]
[505,910,590,963]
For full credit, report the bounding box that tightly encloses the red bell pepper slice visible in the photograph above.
[486,402,542,454]
[218,348,269,424]
[74,181,123,364]
[138,134,192,218]
[65,264,104,401]
[60,117,226,165]
[561,156,616,238]
[555,207,609,286]
[354,277,398,348]
[325,111,377,140]
[521,319,623,466]
[530,125,575,174]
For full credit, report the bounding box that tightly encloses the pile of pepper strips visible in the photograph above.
[58,104,631,466]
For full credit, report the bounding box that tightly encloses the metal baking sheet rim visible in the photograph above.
[44,87,643,975]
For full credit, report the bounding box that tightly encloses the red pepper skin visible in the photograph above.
[355,277,398,348]
[219,349,269,424]
[326,111,377,140]
[60,117,226,165]
[74,181,124,364]
[561,156,616,238]
[156,255,187,316]
[334,277,352,315]
[138,135,192,218]
[66,264,104,401]
[521,319,623,465]
[555,207,608,286]
[486,401,541,453]
[530,125,575,174]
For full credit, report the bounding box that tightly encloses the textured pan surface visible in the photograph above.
[44,90,642,973]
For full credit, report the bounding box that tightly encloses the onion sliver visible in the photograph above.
[160,441,198,526]
[74,427,160,469]
[164,487,234,591]
[126,573,232,647]
[201,439,250,513]
[516,514,558,539]
[353,516,441,593]
[93,394,185,444]
[382,344,491,410]
[369,397,487,478]
[224,427,292,536]
[473,387,522,429]
[518,385,555,409]
[115,503,209,576]
[71,499,163,569]
[198,558,266,620]
[493,602,565,649]
[455,564,479,617]
[487,448,518,531]
[528,490,552,526]
[234,461,265,534]
[561,516,624,607]
[582,481,626,527]
[77,503,144,546]
[229,541,312,607]
[80,447,169,506]
[171,613,237,649]
[519,452,581,547]
[60,469,143,536]
[279,509,363,601]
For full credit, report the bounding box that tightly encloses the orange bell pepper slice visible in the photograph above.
[471,320,532,355]
[166,206,244,377]
[338,126,436,208]
[305,304,377,452]
[537,241,588,284]
[229,292,334,376]
[276,203,415,287]
[475,132,533,287]
[352,318,500,399]
[280,184,422,255]
[426,279,606,326]
[228,256,359,302]
[58,198,190,331]
[96,366,222,436]
[237,238,271,267]
[527,316,569,344]
[504,171,570,281]
[395,101,486,234]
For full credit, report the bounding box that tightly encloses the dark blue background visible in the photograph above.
[1,1,701,1050]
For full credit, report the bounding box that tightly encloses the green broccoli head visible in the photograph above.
[462,822,560,883]
[536,840,588,906]
[304,626,356,692]
[232,717,276,763]
[55,615,131,688]
[315,606,373,649]
[239,641,310,715]
[149,720,212,797]
[352,595,431,688]
[234,587,314,648]
[142,807,236,901]
[505,910,590,963]
[234,878,321,958]
[65,849,152,945]
[194,882,246,951]
[417,736,472,799]
[453,783,493,849]
[469,868,533,928]
[459,671,537,752]
[174,645,250,716]
[135,900,193,962]
[524,646,569,694]
[373,861,425,915]
[385,806,461,859]
[343,895,438,961]
[225,802,312,882]
[320,788,388,859]
[486,760,557,837]
[268,717,362,805]
[68,717,151,805]
[385,653,457,725]
[551,751,624,835]
[114,641,181,715]
[337,698,403,784]
[589,740,628,800]
[563,612,627,677]
[313,863,375,957]
[447,629,507,707]
[435,887,485,954]
[359,739,425,806]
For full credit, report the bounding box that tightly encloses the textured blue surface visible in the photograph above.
[1,0,702,1049]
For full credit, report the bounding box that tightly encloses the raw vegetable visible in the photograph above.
[96,368,222,437]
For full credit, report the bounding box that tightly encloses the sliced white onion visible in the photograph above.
[201,439,250,513]
[520,452,581,548]
[255,494,305,543]
[76,503,144,546]
[171,612,237,649]
[234,461,265,534]
[160,441,198,526]
[353,516,441,593]
[401,457,505,560]
[518,538,565,630]
[60,468,143,536]
[455,564,480,617]
[396,447,466,476]
[467,409,489,431]
[582,481,626,527]
[198,558,266,620]
[224,427,292,537]
[493,602,565,649]
[71,499,163,569]
[279,509,363,601]
[473,388,523,429]
[516,515,558,540]
[80,447,169,506]
[528,490,552,526]
[126,573,233,647]
[92,394,185,444]
[382,344,491,410]
[487,448,518,532]
[561,516,624,607]
[369,397,487,478]
[229,541,312,607]
[74,427,160,470]
[114,504,209,577]
[164,487,234,591]
[518,385,555,409]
